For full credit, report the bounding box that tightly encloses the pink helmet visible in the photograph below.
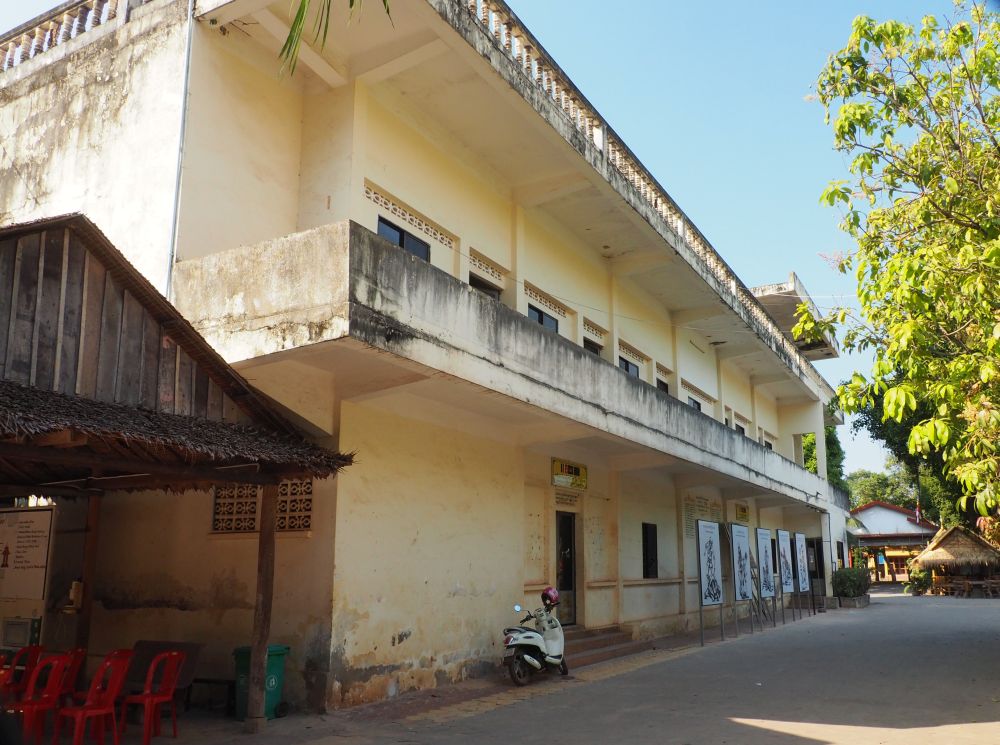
[541,586,560,606]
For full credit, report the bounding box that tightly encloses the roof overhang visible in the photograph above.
[751,273,840,361]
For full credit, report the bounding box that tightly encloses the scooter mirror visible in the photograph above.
[513,604,522,613]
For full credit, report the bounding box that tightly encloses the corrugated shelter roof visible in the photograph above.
[911,527,1000,570]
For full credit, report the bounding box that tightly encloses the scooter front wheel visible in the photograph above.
[507,655,532,686]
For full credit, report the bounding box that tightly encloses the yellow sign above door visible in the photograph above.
[551,458,587,490]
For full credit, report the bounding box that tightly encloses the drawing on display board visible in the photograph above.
[777,529,794,593]
[756,528,775,599]
[795,532,810,592]
[730,523,752,601]
[697,520,723,606]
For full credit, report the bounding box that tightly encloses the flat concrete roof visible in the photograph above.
[751,273,839,361]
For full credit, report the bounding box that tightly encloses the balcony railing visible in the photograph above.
[1,0,134,72]
[460,0,831,396]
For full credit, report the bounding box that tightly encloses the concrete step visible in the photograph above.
[568,639,654,669]
[562,625,617,641]
[564,630,634,655]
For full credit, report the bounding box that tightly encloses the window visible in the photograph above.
[642,523,658,579]
[735,424,746,436]
[619,357,640,377]
[377,217,430,262]
[584,338,603,356]
[687,396,702,412]
[725,417,731,427]
[528,304,559,332]
[212,480,313,533]
[656,379,669,394]
[764,440,773,451]
[836,540,845,568]
[469,273,501,300]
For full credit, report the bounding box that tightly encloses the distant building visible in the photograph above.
[851,501,938,581]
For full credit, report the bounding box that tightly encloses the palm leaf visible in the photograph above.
[279,0,392,74]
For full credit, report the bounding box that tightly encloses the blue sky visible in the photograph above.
[2,1,968,474]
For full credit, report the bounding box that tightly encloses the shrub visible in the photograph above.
[832,567,871,598]
[904,568,932,596]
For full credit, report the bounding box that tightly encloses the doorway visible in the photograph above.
[806,537,826,594]
[556,511,577,625]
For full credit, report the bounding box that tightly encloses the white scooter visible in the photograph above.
[501,588,568,686]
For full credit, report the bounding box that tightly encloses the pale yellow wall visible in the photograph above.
[298,85,358,231]
[91,480,337,705]
[359,92,511,276]
[615,278,673,380]
[332,401,524,707]
[520,212,607,343]
[677,328,719,404]
[176,24,303,261]
[620,472,680,624]
[754,387,779,444]
[721,361,752,425]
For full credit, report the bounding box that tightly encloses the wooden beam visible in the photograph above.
[245,483,278,733]
[30,429,88,448]
[74,494,101,649]
[0,442,293,485]
[0,484,102,498]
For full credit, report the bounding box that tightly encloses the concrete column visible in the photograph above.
[812,404,828,480]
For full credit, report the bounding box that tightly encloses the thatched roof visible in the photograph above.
[911,526,1000,570]
[0,379,351,477]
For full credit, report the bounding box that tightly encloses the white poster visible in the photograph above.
[777,529,794,593]
[730,523,752,601]
[697,520,723,607]
[795,532,810,592]
[0,509,54,601]
[756,528,775,599]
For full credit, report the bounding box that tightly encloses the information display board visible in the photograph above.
[730,523,752,601]
[777,529,794,593]
[697,520,723,607]
[0,509,54,601]
[756,528,775,599]
[795,532,810,592]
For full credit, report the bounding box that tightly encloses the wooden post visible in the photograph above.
[74,495,101,649]
[245,484,278,734]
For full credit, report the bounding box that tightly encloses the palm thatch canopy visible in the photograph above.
[911,526,1000,570]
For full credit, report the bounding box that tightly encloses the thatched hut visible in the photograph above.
[911,526,1000,573]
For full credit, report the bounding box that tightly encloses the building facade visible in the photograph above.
[2,0,850,709]
[851,501,937,582]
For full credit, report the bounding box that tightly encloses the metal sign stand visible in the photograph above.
[772,594,777,627]
[699,604,705,647]
[719,603,725,641]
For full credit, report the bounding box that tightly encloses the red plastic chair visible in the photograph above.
[57,649,88,706]
[10,653,70,745]
[0,645,43,700]
[52,650,133,745]
[119,651,185,745]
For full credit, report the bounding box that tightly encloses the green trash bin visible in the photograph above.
[233,645,290,721]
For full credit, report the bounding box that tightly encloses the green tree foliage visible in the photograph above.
[798,5,1000,515]
[802,426,849,491]
[846,464,914,509]
[280,0,390,73]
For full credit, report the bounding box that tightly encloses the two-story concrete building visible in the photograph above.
[1,0,850,710]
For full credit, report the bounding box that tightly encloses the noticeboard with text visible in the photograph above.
[0,509,54,601]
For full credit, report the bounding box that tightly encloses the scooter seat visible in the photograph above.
[504,626,535,634]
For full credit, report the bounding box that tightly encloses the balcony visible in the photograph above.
[174,220,847,512]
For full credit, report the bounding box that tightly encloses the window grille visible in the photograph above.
[212,480,313,533]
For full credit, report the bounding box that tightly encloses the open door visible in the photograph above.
[556,511,576,625]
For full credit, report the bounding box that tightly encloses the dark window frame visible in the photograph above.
[656,378,669,394]
[642,522,658,579]
[377,216,430,262]
[468,272,502,300]
[619,356,640,378]
[583,338,603,356]
[687,396,702,412]
[528,304,559,333]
